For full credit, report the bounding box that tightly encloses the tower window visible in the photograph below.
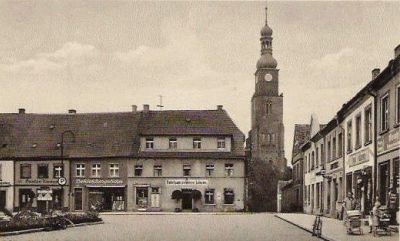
[265,101,272,115]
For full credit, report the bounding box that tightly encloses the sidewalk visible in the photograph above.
[99,211,248,215]
[275,213,398,241]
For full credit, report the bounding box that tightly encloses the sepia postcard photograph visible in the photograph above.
[0,0,399,240]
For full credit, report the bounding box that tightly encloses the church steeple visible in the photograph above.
[257,6,277,69]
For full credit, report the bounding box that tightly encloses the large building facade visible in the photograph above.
[0,106,245,213]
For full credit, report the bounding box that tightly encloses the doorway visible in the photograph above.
[181,189,192,210]
[0,191,6,210]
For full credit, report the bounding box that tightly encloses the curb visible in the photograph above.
[0,221,104,237]
[274,215,335,241]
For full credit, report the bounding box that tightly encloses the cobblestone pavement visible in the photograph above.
[276,213,399,241]
[3,213,321,241]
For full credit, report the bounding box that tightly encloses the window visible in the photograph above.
[91,164,101,177]
[365,106,372,143]
[109,163,119,177]
[134,165,143,176]
[169,138,177,149]
[145,138,154,149]
[136,187,148,208]
[397,86,400,124]
[338,133,343,157]
[193,138,201,149]
[224,188,235,204]
[381,94,389,132]
[347,120,353,152]
[320,143,324,163]
[183,164,191,176]
[355,114,362,148]
[76,164,85,177]
[0,164,2,180]
[206,164,215,176]
[332,137,336,160]
[217,137,226,149]
[304,156,308,173]
[205,189,215,204]
[225,163,234,176]
[327,141,331,162]
[53,164,64,178]
[311,152,315,170]
[315,147,319,167]
[265,101,272,114]
[38,164,49,179]
[153,165,162,177]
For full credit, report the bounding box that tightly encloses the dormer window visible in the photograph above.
[193,138,201,149]
[169,138,177,149]
[145,138,154,149]
[217,137,226,149]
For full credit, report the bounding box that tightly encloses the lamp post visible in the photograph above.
[60,130,75,209]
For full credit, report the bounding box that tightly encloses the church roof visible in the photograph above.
[291,124,311,159]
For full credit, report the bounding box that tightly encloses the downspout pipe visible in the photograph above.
[366,89,378,204]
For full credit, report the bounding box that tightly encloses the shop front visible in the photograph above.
[72,178,126,212]
[0,160,14,212]
[345,148,374,215]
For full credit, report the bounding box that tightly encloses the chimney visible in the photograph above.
[143,104,150,113]
[68,109,77,114]
[372,68,380,80]
[217,105,223,111]
[395,44,400,59]
[18,108,25,114]
[131,105,137,113]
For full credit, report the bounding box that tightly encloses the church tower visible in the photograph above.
[249,6,285,170]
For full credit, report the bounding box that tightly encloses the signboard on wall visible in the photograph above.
[349,149,371,167]
[20,179,58,185]
[166,179,208,185]
[75,178,124,185]
[377,128,400,154]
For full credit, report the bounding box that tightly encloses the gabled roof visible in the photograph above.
[291,124,311,160]
[139,109,243,136]
[0,112,141,159]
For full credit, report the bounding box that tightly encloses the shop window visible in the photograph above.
[217,137,226,149]
[381,94,389,132]
[134,165,143,176]
[19,189,33,208]
[224,188,235,204]
[347,120,353,153]
[91,164,101,177]
[225,163,234,177]
[379,162,390,205]
[74,188,83,211]
[169,138,177,149]
[38,164,49,179]
[355,114,362,149]
[183,164,191,177]
[76,164,85,177]
[365,106,372,143]
[20,164,31,179]
[136,187,148,208]
[205,189,215,204]
[193,138,201,149]
[53,164,64,178]
[206,164,214,176]
[109,163,119,177]
[153,165,162,177]
[145,138,154,149]
[338,133,343,158]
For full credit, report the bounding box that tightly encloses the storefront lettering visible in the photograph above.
[21,179,58,184]
[377,128,400,154]
[0,181,11,186]
[166,179,208,185]
[349,149,370,167]
[75,179,124,185]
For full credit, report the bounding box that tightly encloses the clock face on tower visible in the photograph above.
[264,73,273,82]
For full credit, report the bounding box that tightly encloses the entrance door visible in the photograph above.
[0,191,6,211]
[181,189,192,210]
[379,162,389,205]
[150,187,160,208]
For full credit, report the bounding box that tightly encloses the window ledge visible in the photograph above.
[355,145,362,151]
[379,129,389,135]
[364,140,372,146]
[347,150,353,154]
[204,204,216,206]
[222,204,235,206]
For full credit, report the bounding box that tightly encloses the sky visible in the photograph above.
[0,1,399,163]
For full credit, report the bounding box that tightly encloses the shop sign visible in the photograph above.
[0,181,11,186]
[348,149,370,167]
[75,178,124,185]
[377,128,400,154]
[20,179,58,184]
[37,189,53,201]
[166,179,208,185]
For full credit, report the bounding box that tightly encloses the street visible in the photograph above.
[3,213,321,241]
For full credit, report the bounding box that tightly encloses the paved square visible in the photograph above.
[3,213,320,241]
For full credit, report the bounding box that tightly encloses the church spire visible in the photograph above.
[256,5,277,70]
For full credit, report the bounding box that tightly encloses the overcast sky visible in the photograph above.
[0,1,399,162]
